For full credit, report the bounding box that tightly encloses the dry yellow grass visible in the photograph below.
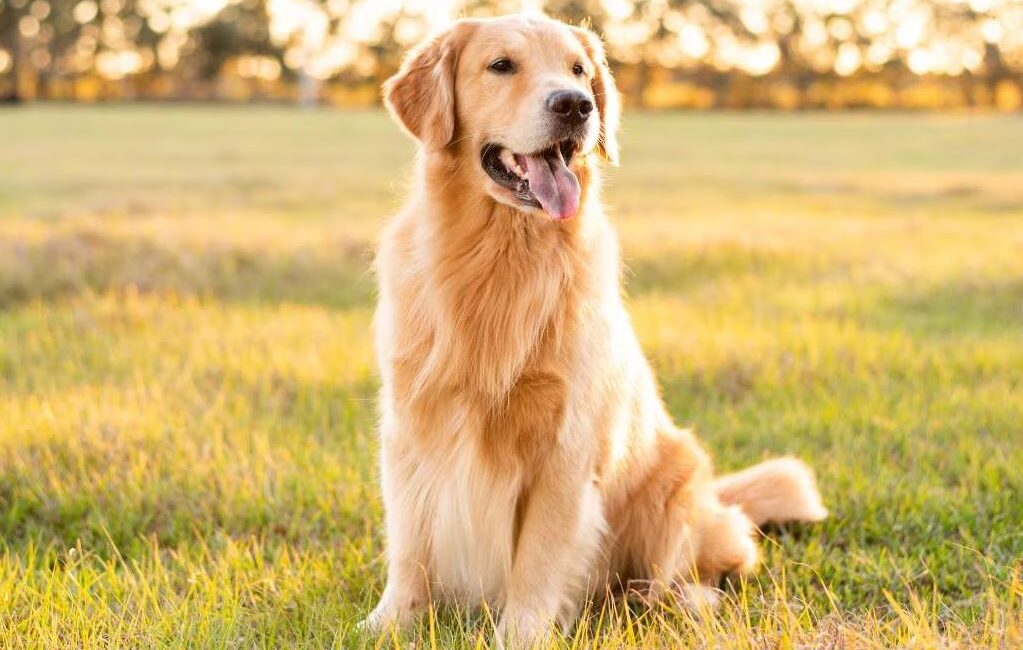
[0,106,1021,647]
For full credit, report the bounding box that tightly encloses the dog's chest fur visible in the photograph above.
[376,203,597,598]
[384,205,585,438]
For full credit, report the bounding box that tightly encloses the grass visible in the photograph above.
[1,105,1022,648]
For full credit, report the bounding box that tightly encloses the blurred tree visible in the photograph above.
[543,0,606,25]
[317,0,434,103]
[0,0,27,101]
[3,0,1021,110]
[186,0,279,80]
[460,0,522,16]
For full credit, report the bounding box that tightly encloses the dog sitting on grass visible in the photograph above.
[363,13,827,647]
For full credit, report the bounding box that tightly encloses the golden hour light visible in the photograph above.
[74,1,99,24]
[2,0,1023,648]
[1,2,1022,108]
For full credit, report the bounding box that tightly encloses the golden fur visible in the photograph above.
[364,14,827,646]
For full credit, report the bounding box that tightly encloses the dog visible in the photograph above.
[363,13,827,646]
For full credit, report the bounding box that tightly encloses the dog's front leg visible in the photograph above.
[497,451,603,647]
[361,437,432,633]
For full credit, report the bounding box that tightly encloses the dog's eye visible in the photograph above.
[572,63,585,76]
[488,58,515,74]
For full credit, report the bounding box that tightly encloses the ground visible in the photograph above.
[1,106,1021,648]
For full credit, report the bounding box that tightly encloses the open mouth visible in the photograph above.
[481,139,581,221]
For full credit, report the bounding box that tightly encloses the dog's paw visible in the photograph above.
[355,608,386,636]
[496,608,553,650]
[358,597,418,637]
[673,583,722,616]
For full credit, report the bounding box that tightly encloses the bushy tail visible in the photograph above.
[715,457,828,527]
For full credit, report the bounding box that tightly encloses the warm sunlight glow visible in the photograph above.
[416,0,458,30]
[5,0,1023,108]
[73,1,99,24]
[835,42,862,76]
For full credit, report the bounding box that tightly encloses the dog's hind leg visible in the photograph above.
[606,427,766,603]
[692,501,759,583]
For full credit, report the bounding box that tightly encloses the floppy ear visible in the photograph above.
[573,26,621,165]
[383,23,471,151]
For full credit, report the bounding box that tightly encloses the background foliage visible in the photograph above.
[2,0,1023,109]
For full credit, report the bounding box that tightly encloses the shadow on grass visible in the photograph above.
[627,245,1023,343]
[868,276,1023,338]
[0,229,377,311]
[0,370,380,558]
[622,244,829,298]
[2,229,831,312]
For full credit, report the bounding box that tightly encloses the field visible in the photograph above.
[1,105,1022,648]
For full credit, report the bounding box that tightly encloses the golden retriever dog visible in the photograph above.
[364,13,827,646]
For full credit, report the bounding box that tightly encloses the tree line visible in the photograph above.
[1,0,1021,110]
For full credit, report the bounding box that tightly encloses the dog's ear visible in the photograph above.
[383,22,474,151]
[572,26,621,165]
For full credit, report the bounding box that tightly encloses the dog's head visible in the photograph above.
[384,14,620,221]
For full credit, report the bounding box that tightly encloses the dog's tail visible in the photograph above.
[714,457,828,527]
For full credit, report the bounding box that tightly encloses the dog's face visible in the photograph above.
[385,15,620,221]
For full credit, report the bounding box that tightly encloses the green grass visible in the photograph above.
[1,105,1022,648]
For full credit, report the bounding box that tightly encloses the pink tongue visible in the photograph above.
[519,148,580,221]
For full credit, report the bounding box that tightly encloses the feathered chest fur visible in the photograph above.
[377,200,599,469]
[414,207,584,401]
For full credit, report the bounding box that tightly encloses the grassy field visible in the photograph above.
[1,105,1022,648]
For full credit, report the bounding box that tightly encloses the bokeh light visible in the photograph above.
[1,0,1022,109]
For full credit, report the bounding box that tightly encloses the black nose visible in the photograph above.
[546,90,594,126]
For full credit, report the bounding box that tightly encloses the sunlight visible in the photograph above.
[4,0,1022,108]
[407,0,458,30]
[73,1,99,24]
